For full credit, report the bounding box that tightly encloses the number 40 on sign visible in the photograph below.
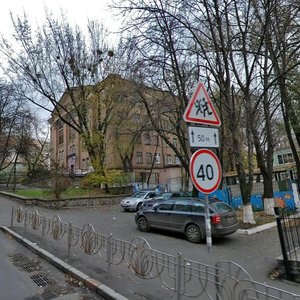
[189,149,222,194]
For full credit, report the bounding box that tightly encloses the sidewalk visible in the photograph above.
[0,228,106,300]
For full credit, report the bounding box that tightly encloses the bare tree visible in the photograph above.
[0,80,29,176]
[253,0,300,185]
[0,12,117,183]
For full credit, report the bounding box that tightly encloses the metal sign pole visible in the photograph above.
[205,194,212,252]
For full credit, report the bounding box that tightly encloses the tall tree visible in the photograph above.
[0,80,29,174]
[0,12,116,182]
[253,0,300,185]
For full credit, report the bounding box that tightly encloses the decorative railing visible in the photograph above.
[11,206,300,300]
[274,207,300,281]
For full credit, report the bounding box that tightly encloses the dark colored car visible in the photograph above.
[135,197,238,243]
[141,191,191,209]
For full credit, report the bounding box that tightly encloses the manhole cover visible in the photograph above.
[30,273,56,287]
[9,253,30,265]
[9,253,41,272]
[19,261,41,273]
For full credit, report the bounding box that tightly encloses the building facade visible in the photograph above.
[48,75,185,189]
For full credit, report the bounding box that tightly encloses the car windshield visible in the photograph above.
[131,192,148,198]
[211,202,234,212]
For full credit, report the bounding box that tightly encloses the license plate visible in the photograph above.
[226,216,235,223]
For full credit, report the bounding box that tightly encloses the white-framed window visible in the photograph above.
[278,153,294,164]
[155,153,161,164]
[175,156,180,165]
[167,154,172,165]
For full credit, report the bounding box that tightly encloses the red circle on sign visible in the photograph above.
[189,149,222,194]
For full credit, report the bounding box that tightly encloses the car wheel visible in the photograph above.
[123,209,129,212]
[136,202,143,211]
[185,224,202,243]
[137,217,150,232]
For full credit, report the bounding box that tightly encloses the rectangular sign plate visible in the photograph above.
[188,126,219,148]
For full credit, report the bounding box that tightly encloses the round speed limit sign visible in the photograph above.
[189,149,222,194]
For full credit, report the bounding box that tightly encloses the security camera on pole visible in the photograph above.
[183,82,221,252]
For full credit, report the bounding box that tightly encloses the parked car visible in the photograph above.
[141,191,191,209]
[135,197,238,243]
[120,190,159,212]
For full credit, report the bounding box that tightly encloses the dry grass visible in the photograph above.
[236,210,276,229]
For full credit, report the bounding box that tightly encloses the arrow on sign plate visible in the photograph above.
[188,126,219,148]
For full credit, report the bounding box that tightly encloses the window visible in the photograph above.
[136,152,143,164]
[174,200,190,212]
[211,202,234,212]
[287,153,294,163]
[58,149,64,161]
[58,130,64,145]
[192,202,205,213]
[146,192,157,199]
[68,126,76,140]
[57,119,63,129]
[167,154,172,165]
[144,133,151,145]
[157,203,173,211]
[173,138,178,147]
[69,144,76,155]
[175,156,180,165]
[146,152,153,164]
[82,157,90,169]
[278,153,294,164]
[155,153,161,164]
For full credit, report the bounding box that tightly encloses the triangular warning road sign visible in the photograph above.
[183,82,221,126]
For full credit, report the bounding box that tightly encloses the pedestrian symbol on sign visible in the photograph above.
[195,97,213,117]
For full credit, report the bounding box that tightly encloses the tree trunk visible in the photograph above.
[243,203,256,224]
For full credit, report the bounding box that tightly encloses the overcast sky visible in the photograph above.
[0,0,122,121]
[0,0,121,39]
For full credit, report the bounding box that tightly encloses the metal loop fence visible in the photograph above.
[10,205,300,300]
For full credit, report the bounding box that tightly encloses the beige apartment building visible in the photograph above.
[48,75,184,189]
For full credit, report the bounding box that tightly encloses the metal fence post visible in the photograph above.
[176,252,183,300]
[274,207,292,281]
[11,206,14,227]
[215,264,221,300]
[106,233,113,276]
[24,210,28,231]
[41,215,46,239]
[67,222,73,259]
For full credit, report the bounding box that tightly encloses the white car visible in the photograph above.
[120,191,159,211]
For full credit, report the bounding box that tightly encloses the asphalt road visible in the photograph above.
[1,196,300,299]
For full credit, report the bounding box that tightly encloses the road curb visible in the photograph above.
[0,226,128,300]
[237,222,277,235]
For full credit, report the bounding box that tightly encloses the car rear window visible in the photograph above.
[211,202,234,212]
